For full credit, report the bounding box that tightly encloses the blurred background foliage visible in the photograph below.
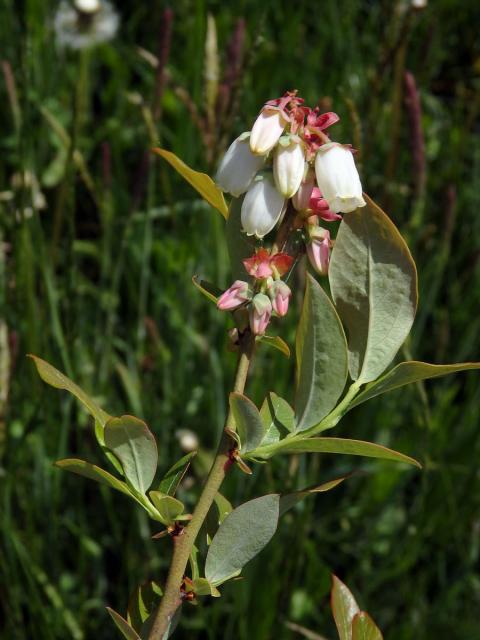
[1,0,480,638]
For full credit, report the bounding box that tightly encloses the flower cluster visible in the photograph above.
[216,91,366,275]
[217,248,293,336]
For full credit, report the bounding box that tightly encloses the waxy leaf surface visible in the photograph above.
[55,458,130,495]
[329,196,418,383]
[350,360,480,408]
[352,612,383,640]
[259,392,295,446]
[230,392,267,453]
[205,494,280,585]
[104,416,158,494]
[152,148,228,218]
[295,274,348,431]
[331,575,360,640]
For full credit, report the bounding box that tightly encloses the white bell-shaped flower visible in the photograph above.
[273,138,305,198]
[249,109,286,155]
[314,143,366,213]
[241,176,286,239]
[216,136,265,197]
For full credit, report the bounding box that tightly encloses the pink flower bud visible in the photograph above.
[268,280,291,317]
[249,109,287,155]
[217,280,251,311]
[307,227,331,276]
[249,293,272,335]
[292,170,315,211]
[314,143,366,213]
[309,187,342,221]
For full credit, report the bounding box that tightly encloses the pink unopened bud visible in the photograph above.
[217,280,251,311]
[309,187,342,221]
[268,280,291,317]
[292,170,315,211]
[307,227,331,276]
[249,293,272,335]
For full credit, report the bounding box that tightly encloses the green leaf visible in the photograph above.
[329,196,418,384]
[230,392,267,453]
[225,196,255,281]
[127,582,163,633]
[158,451,196,496]
[259,437,421,467]
[29,355,111,428]
[214,492,233,524]
[149,492,185,525]
[295,274,348,432]
[331,576,360,640]
[54,459,130,495]
[279,475,350,516]
[192,275,222,304]
[205,494,280,586]
[152,147,228,219]
[259,392,295,446]
[190,578,221,598]
[352,612,383,640]
[350,360,480,409]
[107,607,141,640]
[104,416,158,494]
[257,335,291,358]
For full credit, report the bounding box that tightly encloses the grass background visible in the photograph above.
[1,0,480,638]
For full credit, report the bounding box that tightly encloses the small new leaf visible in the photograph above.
[352,612,383,640]
[230,392,267,453]
[331,576,360,640]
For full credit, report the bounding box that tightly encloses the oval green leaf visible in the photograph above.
[350,360,480,409]
[205,494,280,586]
[104,416,158,494]
[54,458,130,495]
[329,196,418,384]
[29,354,111,428]
[149,492,185,525]
[295,274,348,432]
[266,437,421,467]
[259,392,295,446]
[352,612,383,640]
[230,392,267,453]
[152,147,228,219]
[331,575,360,640]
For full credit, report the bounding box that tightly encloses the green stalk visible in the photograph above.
[147,332,256,639]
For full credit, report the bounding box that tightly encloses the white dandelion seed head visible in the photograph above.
[54,0,119,50]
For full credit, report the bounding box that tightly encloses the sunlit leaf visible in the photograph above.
[158,451,196,496]
[329,196,418,384]
[205,494,280,586]
[149,492,185,525]
[295,274,348,431]
[104,416,158,494]
[256,437,421,467]
[258,334,291,358]
[230,392,267,453]
[54,459,130,495]
[352,612,383,640]
[106,607,141,640]
[350,360,480,408]
[259,392,295,446]
[152,147,228,218]
[331,576,360,640]
[29,354,111,427]
[279,475,350,516]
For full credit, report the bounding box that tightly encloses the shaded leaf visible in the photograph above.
[279,475,350,517]
[258,437,421,467]
[230,392,266,453]
[205,494,280,586]
[295,274,348,432]
[225,197,255,281]
[350,360,480,409]
[104,416,158,494]
[259,392,295,446]
[331,576,360,640]
[352,612,383,640]
[29,354,111,428]
[329,196,418,383]
[55,459,130,495]
[149,492,185,525]
[214,492,233,524]
[192,276,222,304]
[152,147,228,218]
[106,607,141,640]
[258,335,291,358]
[127,582,163,633]
[158,451,196,496]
